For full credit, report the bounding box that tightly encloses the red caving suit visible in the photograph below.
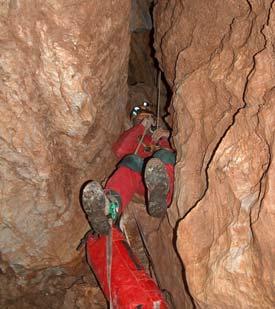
[105,123,175,213]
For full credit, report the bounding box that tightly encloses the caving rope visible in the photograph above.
[131,207,163,309]
[106,217,113,309]
[156,69,161,130]
[134,124,149,155]
[134,69,162,155]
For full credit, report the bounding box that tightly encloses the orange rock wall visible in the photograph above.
[154,0,275,307]
[0,1,131,269]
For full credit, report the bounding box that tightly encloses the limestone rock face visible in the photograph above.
[153,0,275,307]
[0,0,131,271]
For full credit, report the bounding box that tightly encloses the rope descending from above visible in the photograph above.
[106,218,113,309]
[134,125,149,155]
[156,69,161,130]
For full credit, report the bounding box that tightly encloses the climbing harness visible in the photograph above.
[143,143,161,153]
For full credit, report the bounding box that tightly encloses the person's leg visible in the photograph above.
[105,167,143,213]
[82,154,144,235]
[144,149,176,217]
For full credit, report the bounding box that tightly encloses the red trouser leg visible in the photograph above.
[105,166,145,213]
[86,227,168,308]
[165,163,174,206]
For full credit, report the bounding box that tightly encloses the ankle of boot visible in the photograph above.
[105,190,121,221]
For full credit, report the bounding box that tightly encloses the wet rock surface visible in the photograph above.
[153,0,275,307]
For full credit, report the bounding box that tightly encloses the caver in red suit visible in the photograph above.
[81,106,175,308]
[81,104,176,234]
[105,120,176,216]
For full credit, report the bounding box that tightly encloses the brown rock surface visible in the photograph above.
[0,0,131,272]
[0,252,106,308]
[153,0,275,307]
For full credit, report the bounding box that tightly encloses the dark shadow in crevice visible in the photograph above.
[128,1,172,116]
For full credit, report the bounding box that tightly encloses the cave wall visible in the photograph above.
[154,0,275,308]
[0,0,131,273]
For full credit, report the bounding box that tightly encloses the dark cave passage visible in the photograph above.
[128,0,172,125]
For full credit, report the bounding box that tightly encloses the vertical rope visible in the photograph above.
[134,126,148,155]
[106,219,113,309]
[156,70,161,129]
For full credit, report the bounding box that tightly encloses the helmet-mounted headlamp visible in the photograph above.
[130,101,151,120]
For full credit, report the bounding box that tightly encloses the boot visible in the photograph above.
[144,158,169,218]
[82,181,110,235]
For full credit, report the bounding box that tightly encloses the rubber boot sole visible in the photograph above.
[82,181,110,235]
[144,158,169,218]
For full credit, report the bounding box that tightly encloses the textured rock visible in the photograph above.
[61,284,106,309]
[0,0,131,272]
[0,252,106,308]
[153,0,275,307]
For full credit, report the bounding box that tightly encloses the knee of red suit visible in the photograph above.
[106,150,176,211]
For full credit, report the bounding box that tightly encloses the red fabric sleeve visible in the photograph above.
[158,137,173,151]
[112,124,145,159]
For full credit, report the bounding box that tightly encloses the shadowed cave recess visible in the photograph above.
[0,1,274,309]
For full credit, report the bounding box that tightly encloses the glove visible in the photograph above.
[152,128,170,142]
[141,115,156,129]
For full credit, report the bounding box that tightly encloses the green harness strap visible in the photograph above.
[107,201,120,221]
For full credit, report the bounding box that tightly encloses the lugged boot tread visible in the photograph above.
[82,181,110,235]
[144,158,169,218]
